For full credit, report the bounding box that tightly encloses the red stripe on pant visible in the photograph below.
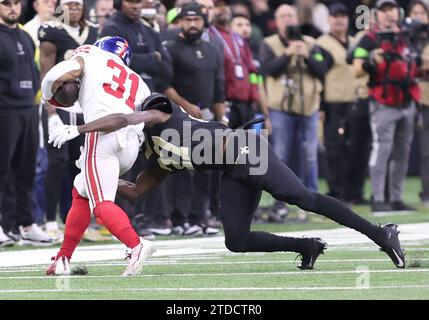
[84,134,95,207]
[86,132,104,208]
[92,132,104,202]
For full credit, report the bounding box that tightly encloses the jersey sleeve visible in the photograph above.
[38,23,59,43]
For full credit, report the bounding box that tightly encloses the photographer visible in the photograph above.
[353,0,421,213]
[317,3,358,203]
[408,0,429,207]
[260,4,327,215]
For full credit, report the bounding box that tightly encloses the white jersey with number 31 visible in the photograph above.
[71,44,150,123]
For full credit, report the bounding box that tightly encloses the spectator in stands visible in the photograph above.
[95,0,115,32]
[250,0,276,36]
[353,0,420,213]
[317,3,358,203]
[164,2,225,235]
[211,0,259,128]
[259,4,327,217]
[408,0,429,207]
[24,0,56,229]
[230,0,264,60]
[0,0,53,247]
[100,0,172,92]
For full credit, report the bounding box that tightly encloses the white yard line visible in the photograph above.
[1,285,429,293]
[1,222,429,267]
[2,257,429,273]
[1,268,429,280]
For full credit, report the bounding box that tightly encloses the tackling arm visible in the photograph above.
[48,110,170,148]
[75,110,168,134]
[117,166,170,202]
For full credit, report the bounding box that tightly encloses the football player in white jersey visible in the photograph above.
[41,36,154,276]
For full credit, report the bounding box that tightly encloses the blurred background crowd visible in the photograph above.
[1,0,429,247]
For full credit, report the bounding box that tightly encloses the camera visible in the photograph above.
[401,18,429,54]
[286,25,303,41]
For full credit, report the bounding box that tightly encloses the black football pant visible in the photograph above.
[219,131,384,253]
[0,107,38,229]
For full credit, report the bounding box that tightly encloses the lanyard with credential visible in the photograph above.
[211,26,242,64]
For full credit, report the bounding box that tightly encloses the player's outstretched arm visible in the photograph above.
[76,110,169,134]
[48,110,169,149]
[117,166,169,202]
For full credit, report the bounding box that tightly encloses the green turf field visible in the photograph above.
[0,243,429,300]
[0,177,428,300]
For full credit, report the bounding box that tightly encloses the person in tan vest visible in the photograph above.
[259,4,327,215]
[409,0,429,207]
[317,2,370,204]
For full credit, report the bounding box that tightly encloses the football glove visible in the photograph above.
[49,124,79,149]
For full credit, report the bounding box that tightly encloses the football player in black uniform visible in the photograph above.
[50,94,406,269]
[38,0,98,237]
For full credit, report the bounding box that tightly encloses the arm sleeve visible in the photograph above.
[259,41,289,78]
[38,24,56,43]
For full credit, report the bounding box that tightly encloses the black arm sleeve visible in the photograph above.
[259,41,289,78]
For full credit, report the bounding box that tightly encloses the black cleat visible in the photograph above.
[378,223,406,268]
[297,238,327,270]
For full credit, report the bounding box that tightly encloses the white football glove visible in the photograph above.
[48,124,80,149]
[47,113,64,135]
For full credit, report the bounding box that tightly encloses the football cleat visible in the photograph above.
[122,238,156,276]
[297,238,327,270]
[378,223,406,268]
[46,255,71,276]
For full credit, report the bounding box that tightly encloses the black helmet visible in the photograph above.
[141,93,173,114]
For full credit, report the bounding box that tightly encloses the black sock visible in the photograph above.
[312,193,384,244]
[225,229,309,254]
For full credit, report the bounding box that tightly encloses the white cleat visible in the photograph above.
[46,256,71,276]
[122,238,156,276]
